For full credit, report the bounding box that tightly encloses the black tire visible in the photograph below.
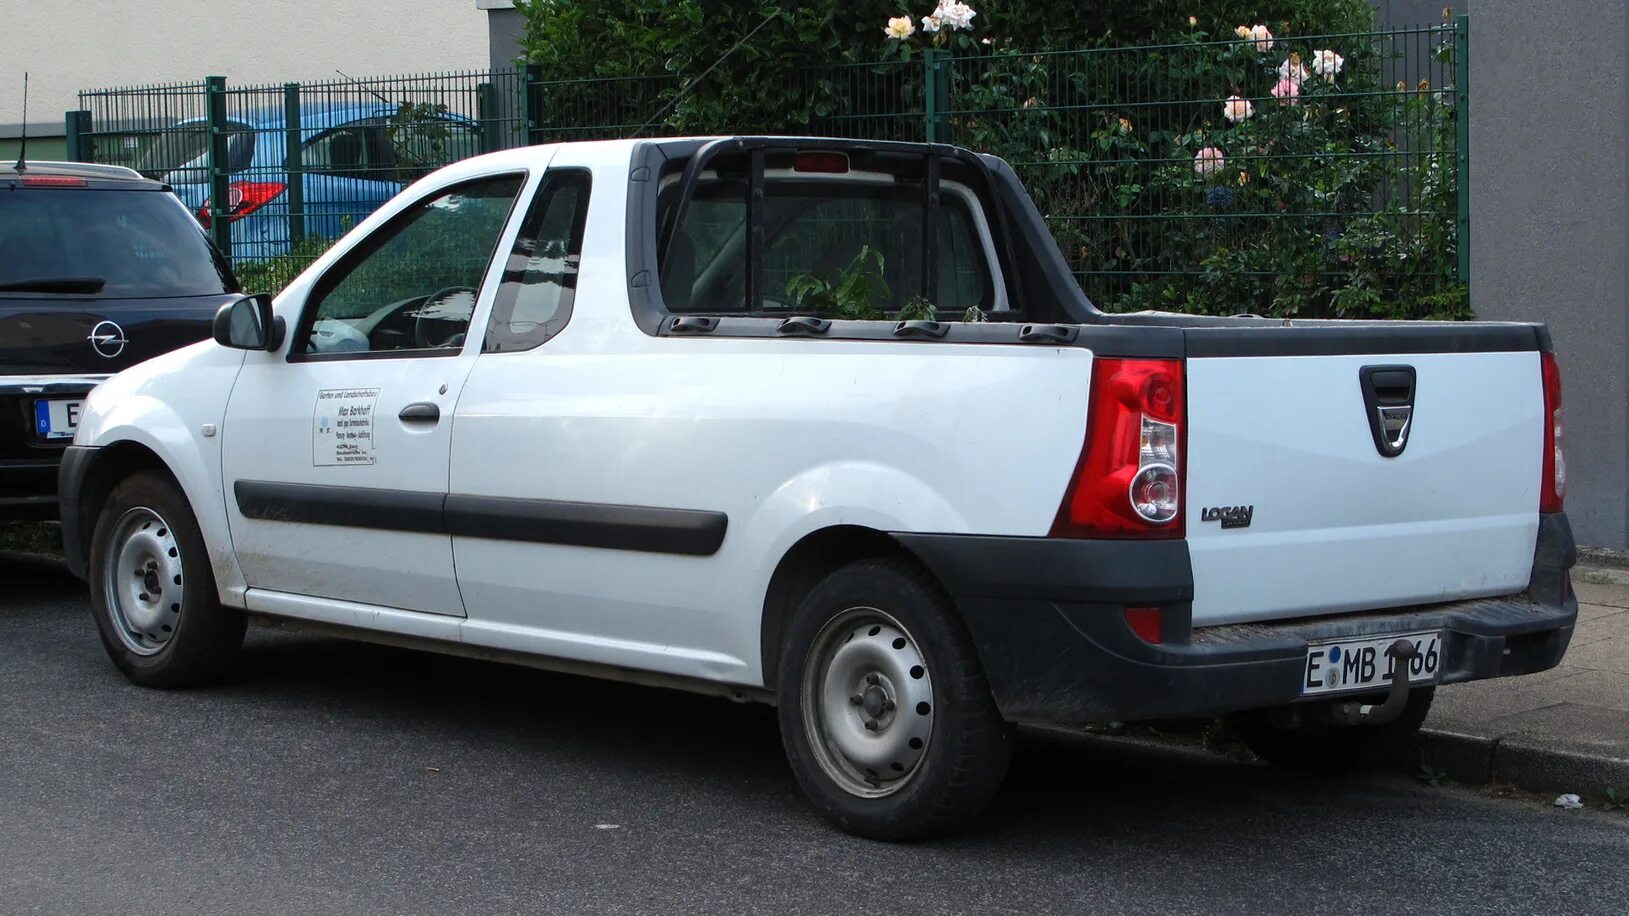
[88,470,245,687]
[776,558,1012,841]
[1229,688,1435,773]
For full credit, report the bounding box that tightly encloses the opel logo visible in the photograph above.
[88,320,127,359]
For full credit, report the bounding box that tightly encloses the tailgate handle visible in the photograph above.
[1366,369,1415,403]
[1359,365,1417,457]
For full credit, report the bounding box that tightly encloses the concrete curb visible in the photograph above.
[1415,727,1629,801]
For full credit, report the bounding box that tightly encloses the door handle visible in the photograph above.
[399,401,440,424]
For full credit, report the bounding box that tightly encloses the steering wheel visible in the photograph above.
[414,286,478,349]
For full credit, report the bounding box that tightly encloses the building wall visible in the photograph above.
[1465,0,1629,549]
[483,1,525,71]
[0,0,488,142]
[0,136,67,163]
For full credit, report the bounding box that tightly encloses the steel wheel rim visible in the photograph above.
[801,606,935,799]
[102,506,184,657]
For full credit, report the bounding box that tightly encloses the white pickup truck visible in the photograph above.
[59,137,1576,840]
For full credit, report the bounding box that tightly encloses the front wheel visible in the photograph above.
[89,471,245,687]
[776,558,1012,841]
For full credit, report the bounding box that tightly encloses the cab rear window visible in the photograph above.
[0,188,233,298]
[658,164,999,318]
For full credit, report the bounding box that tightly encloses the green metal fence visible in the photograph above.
[73,70,528,285]
[930,21,1469,316]
[69,18,1467,316]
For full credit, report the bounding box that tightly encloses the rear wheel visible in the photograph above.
[776,558,1011,840]
[1229,688,1435,773]
[89,471,245,687]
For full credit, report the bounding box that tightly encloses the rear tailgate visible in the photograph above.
[1184,345,1545,627]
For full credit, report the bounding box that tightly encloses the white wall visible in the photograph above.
[0,0,488,135]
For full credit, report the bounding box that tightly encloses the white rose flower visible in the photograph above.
[934,0,977,31]
[1311,49,1345,81]
[920,14,942,33]
[1250,25,1274,52]
[1222,95,1254,123]
[1234,25,1253,40]
[884,16,915,40]
[1279,56,1310,84]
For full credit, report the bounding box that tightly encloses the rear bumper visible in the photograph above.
[895,514,1577,724]
[0,376,104,521]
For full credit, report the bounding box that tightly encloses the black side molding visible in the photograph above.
[234,480,444,533]
[233,481,727,556]
[444,494,726,556]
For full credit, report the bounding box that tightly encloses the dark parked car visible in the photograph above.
[1,161,237,519]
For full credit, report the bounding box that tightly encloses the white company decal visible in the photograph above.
[313,388,379,466]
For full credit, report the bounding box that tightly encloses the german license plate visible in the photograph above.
[34,399,84,440]
[1302,631,1442,696]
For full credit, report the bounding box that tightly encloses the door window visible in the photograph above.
[484,170,592,352]
[294,174,524,357]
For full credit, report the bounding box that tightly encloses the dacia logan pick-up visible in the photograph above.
[58,137,1575,839]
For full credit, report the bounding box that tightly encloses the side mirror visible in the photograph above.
[212,294,284,351]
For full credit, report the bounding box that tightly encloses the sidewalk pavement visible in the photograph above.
[1419,564,1629,802]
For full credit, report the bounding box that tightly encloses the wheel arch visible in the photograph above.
[759,525,946,687]
[63,440,175,576]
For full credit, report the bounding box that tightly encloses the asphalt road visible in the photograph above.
[4,553,1628,916]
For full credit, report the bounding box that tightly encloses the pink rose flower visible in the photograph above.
[1193,146,1226,177]
[1270,78,1301,105]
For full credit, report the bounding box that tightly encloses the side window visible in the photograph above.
[295,174,524,356]
[484,170,592,352]
[300,123,392,182]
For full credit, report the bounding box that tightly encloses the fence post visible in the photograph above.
[64,110,93,162]
[283,83,305,246]
[205,75,232,260]
[1453,14,1470,289]
[524,64,544,147]
[477,81,499,154]
[922,48,950,143]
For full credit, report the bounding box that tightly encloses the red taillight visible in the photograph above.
[20,175,88,188]
[793,151,850,173]
[197,181,287,228]
[1052,357,1186,539]
[1541,352,1564,512]
[1124,607,1164,644]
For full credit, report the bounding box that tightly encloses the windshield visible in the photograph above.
[132,122,255,184]
[0,188,234,298]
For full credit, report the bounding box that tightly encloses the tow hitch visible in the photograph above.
[1327,639,1420,726]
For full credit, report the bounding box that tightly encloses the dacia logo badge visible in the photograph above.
[1376,405,1412,451]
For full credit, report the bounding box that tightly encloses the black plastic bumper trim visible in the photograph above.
[895,520,1576,724]
[56,444,96,578]
[233,480,727,557]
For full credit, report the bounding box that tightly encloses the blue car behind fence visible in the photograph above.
[136,102,483,263]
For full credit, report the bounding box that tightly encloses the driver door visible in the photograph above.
[221,172,527,615]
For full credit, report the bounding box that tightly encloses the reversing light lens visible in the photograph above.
[1140,416,1179,466]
